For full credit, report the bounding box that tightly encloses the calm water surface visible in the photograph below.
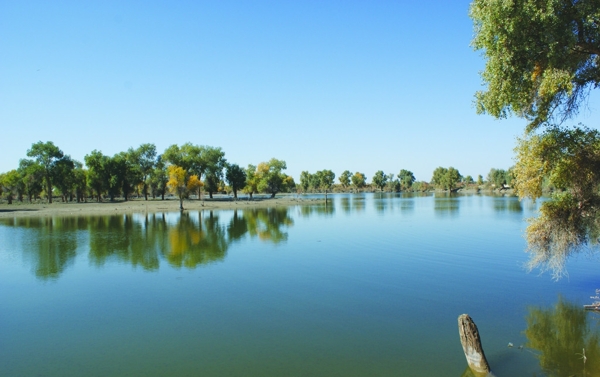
[1,193,599,376]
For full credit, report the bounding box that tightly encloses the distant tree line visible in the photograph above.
[0,141,521,204]
[0,141,294,207]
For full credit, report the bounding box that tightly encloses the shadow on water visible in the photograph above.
[0,207,294,279]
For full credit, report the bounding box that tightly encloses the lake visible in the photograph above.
[1,193,599,376]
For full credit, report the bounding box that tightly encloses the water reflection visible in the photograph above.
[165,211,227,268]
[0,207,294,279]
[492,197,523,213]
[434,194,460,217]
[89,214,162,270]
[340,197,351,213]
[299,202,335,217]
[14,217,82,280]
[525,296,600,376]
[352,195,365,212]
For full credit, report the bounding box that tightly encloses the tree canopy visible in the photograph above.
[471,0,600,131]
[471,0,600,277]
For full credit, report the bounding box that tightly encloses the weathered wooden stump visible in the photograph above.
[458,314,491,376]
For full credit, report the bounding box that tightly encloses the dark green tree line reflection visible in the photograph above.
[0,207,294,279]
[524,297,600,376]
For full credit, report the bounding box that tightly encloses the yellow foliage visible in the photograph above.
[187,175,203,192]
[167,165,187,194]
[513,133,546,201]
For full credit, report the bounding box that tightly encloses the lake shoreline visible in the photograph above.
[0,196,325,218]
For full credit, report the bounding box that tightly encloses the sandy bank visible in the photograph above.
[0,196,325,219]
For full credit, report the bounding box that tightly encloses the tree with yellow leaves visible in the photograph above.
[167,165,203,210]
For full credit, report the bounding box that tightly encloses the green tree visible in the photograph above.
[316,169,335,199]
[398,169,415,191]
[464,175,474,186]
[0,170,22,204]
[299,171,312,193]
[372,170,387,192]
[131,143,157,200]
[256,158,289,198]
[225,163,247,200]
[72,162,87,203]
[471,0,600,276]
[470,0,600,131]
[431,167,462,191]
[339,170,352,189]
[477,174,484,186]
[243,164,259,199]
[351,172,366,190]
[26,141,65,203]
[18,159,44,203]
[163,143,203,175]
[514,127,600,278]
[54,156,76,202]
[149,156,169,200]
[85,150,110,202]
[202,146,227,199]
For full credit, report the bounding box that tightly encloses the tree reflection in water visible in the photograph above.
[1,207,295,279]
[18,217,81,280]
[165,211,227,268]
[525,296,600,376]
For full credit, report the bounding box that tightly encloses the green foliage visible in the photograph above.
[164,144,226,199]
[316,170,335,193]
[53,155,76,202]
[351,172,366,190]
[486,168,514,189]
[225,163,246,199]
[84,150,110,202]
[243,164,259,198]
[27,141,66,203]
[18,159,44,202]
[398,169,415,190]
[477,174,484,185]
[431,167,462,191]
[372,170,387,192]
[149,156,169,200]
[299,171,311,193]
[411,181,430,192]
[470,0,600,130]
[339,170,352,188]
[130,143,157,200]
[256,158,289,198]
[0,170,22,204]
[514,126,600,277]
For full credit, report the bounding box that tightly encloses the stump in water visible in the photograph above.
[458,314,491,376]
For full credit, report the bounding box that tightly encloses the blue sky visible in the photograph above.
[2,1,598,183]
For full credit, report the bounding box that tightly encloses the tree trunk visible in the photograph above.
[270,192,276,198]
[209,191,213,199]
[458,314,491,376]
[179,196,184,211]
[233,189,238,200]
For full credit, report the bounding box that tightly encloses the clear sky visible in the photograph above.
[2,1,599,182]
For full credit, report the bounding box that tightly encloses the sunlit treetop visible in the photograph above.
[470,0,600,131]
